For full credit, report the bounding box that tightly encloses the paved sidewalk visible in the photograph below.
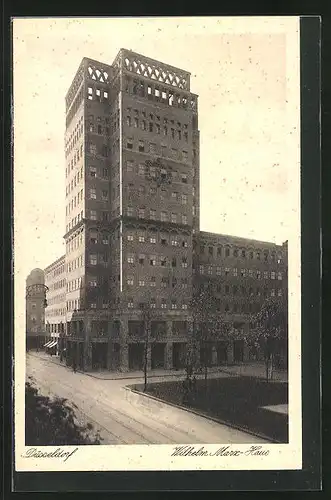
[218,363,288,383]
[28,351,287,382]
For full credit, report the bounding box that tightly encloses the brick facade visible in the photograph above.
[43,49,288,371]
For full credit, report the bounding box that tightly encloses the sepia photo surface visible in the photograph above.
[14,16,301,472]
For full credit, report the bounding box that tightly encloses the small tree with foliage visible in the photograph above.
[249,296,288,382]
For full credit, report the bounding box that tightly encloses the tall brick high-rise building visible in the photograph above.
[44,48,288,372]
[62,49,200,371]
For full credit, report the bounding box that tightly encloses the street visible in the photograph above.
[26,354,269,445]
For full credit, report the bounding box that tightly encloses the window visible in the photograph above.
[233,249,238,257]
[150,299,156,309]
[150,276,156,287]
[150,209,156,220]
[160,256,167,267]
[181,174,188,184]
[264,271,269,279]
[172,257,177,268]
[277,289,282,296]
[161,211,168,222]
[150,186,157,196]
[161,277,169,288]
[90,167,97,177]
[199,265,204,274]
[138,235,145,243]
[271,271,276,280]
[90,210,97,220]
[127,254,134,264]
[89,188,97,199]
[127,207,133,217]
[90,231,98,244]
[182,257,188,268]
[90,254,97,266]
[225,285,230,295]
[160,189,167,199]
[207,265,212,275]
[161,300,167,309]
[126,160,134,172]
[90,303,97,309]
[181,194,187,205]
[171,213,177,223]
[139,185,146,195]
[233,267,238,277]
[208,246,213,256]
[271,289,275,297]
[150,236,156,244]
[225,247,230,257]
[256,251,261,260]
[217,247,222,257]
[249,251,254,259]
[139,254,145,265]
[233,285,238,295]
[139,280,145,287]
[216,266,222,276]
[138,164,145,176]
[182,304,188,310]
[102,233,109,244]
[102,190,108,200]
[138,208,145,218]
[150,256,156,266]
[126,139,133,149]
[264,251,269,262]
[127,234,134,241]
[150,143,157,154]
[278,272,283,280]
[182,215,187,225]
[171,237,178,246]
[248,269,253,278]
[128,300,134,309]
[182,150,188,161]
[171,300,177,310]
[225,267,230,276]
[172,191,178,200]
[126,116,131,126]
[134,117,138,128]
[138,140,145,152]
[127,276,134,286]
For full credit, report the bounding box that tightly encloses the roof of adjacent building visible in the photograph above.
[197,231,286,249]
[44,255,66,273]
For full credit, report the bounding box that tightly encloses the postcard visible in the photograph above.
[13,16,302,474]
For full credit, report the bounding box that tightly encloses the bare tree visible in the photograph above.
[248,295,288,382]
[190,284,226,386]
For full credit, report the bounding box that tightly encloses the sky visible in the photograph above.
[13,17,300,284]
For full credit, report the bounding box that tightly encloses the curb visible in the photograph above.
[28,353,287,383]
[125,386,280,444]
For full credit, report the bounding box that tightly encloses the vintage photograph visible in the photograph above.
[14,17,301,471]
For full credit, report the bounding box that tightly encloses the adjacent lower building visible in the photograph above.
[41,48,288,371]
[25,268,47,351]
[44,255,66,353]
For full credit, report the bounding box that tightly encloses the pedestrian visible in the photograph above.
[73,359,76,373]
